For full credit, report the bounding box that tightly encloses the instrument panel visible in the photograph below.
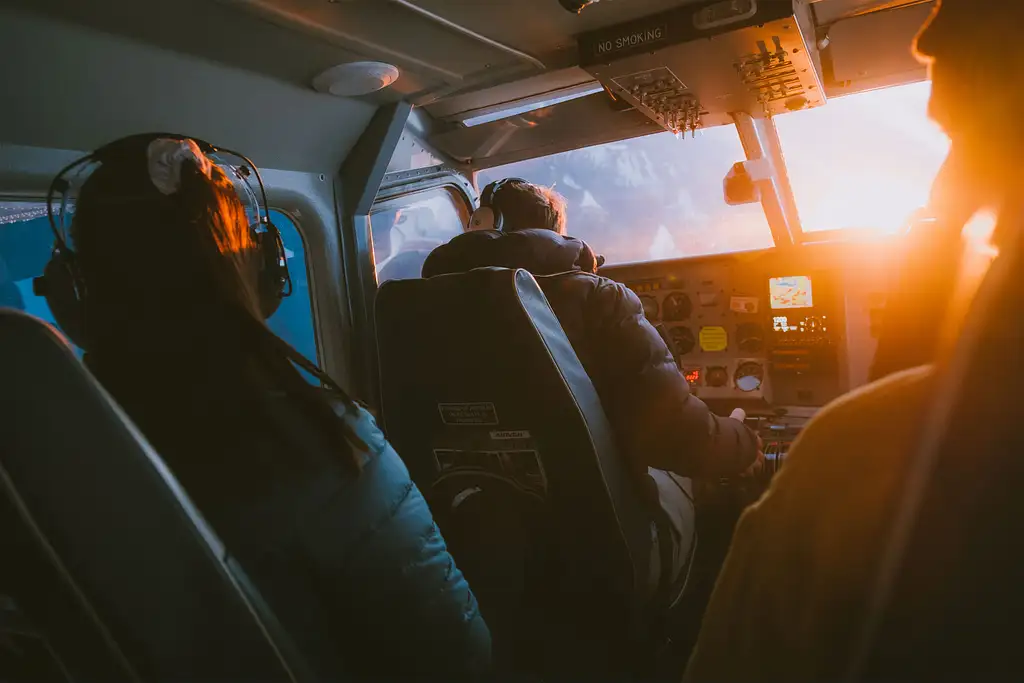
[605,240,897,419]
[626,269,779,405]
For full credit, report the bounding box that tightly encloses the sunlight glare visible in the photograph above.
[775,81,950,234]
[962,210,998,252]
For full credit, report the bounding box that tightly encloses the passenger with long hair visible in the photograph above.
[66,137,491,679]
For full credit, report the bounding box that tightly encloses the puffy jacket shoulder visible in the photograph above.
[294,404,492,678]
[539,272,757,478]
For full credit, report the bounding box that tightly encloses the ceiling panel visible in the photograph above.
[1,0,942,172]
[824,2,932,95]
[424,67,597,120]
[812,0,932,25]
[430,91,659,166]
[2,0,445,102]
[404,0,706,55]
[0,6,377,172]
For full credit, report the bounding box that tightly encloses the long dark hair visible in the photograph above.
[71,146,361,496]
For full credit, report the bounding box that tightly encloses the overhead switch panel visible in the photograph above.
[577,0,825,135]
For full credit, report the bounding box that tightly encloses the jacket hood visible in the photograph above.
[422,228,603,278]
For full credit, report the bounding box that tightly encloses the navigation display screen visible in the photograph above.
[769,275,813,309]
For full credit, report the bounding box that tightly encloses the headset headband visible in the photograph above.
[480,177,528,210]
[46,133,273,250]
[470,177,530,232]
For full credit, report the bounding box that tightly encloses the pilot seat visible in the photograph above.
[375,267,693,680]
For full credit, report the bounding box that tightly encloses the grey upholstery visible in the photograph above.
[375,268,660,678]
[0,308,304,681]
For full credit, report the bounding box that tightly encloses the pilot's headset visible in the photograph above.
[33,133,293,349]
[469,177,529,231]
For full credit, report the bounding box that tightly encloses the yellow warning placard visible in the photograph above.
[699,326,728,352]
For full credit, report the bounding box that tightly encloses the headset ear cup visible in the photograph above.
[254,227,285,318]
[469,206,498,231]
[37,251,88,348]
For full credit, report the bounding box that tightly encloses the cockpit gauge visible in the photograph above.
[736,322,764,353]
[639,295,659,321]
[706,366,729,388]
[734,361,765,392]
[662,292,692,322]
[670,326,696,356]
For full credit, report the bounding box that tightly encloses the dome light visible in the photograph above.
[312,61,400,97]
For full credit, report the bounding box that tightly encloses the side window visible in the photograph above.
[369,187,467,285]
[266,209,318,365]
[0,202,71,345]
[0,202,318,366]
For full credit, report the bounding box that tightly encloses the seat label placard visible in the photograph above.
[438,402,499,426]
[490,430,530,440]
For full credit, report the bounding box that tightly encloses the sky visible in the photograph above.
[775,80,950,234]
[480,80,950,264]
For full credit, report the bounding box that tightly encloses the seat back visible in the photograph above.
[375,268,653,676]
[0,309,305,682]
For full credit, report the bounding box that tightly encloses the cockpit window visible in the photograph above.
[477,124,775,266]
[774,80,950,234]
[370,187,467,284]
[0,202,318,370]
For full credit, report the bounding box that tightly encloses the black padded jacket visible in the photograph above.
[422,228,758,479]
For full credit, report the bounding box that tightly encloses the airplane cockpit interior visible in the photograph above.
[2,0,1015,680]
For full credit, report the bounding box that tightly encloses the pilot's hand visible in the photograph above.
[730,408,765,478]
[742,435,766,478]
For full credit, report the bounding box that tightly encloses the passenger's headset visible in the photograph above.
[33,133,293,350]
[469,177,529,231]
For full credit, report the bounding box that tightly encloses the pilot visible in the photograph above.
[58,137,491,678]
[422,178,762,593]
[684,1,1024,680]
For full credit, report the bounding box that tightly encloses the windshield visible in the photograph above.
[478,124,774,265]
[775,80,949,234]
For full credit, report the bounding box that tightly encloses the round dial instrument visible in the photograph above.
[662,292,692,321]
[706,366,729,388]
[670,326,696,356]
[734,361,765,392]
[736,322,764,353]
[639,295,659,321]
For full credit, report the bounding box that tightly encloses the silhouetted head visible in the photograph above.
[70,139,265,344]
[915,0,1024,209]
[69,137,360,478]
[478,178,568,235]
